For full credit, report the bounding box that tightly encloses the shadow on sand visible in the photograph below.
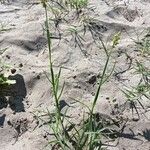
[0,74,27,112]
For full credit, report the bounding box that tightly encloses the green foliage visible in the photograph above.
[0,50,16,86]
[135,60,150,84]
[42,0,88,15]
[112,32,121,48]
[0,61,16,85]
[122,61,150,119]
[135,30,150,56]
[40,0,121,149]
[0,74,16,85]
[68,0,88,10]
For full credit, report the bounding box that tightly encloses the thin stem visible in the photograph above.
[44,5,61,125]
[91,49,110,114]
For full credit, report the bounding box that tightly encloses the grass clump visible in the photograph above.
[135,30,150,56]
[39,0,121,149]
[0,57,16,86]
[67,0,88,11]
[122,60,150,120]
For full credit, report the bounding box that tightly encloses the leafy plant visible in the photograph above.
[68,26,87,56]
[0,50,16,86]
[137,38,150,56]
[0,74,16,85]
[0,61,16,86]
[40,0,121,149]
[68,0,88,10]
[122,60,150,120]
[135,60,150,84]
[134,30,150,56]
[122,83,149,120]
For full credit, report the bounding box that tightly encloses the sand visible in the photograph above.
[0,0,150,149]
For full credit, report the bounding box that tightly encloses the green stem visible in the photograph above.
[91,53,110,114]
[89,40,111,148]
[44,5,61,124]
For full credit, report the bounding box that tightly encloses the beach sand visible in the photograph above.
[0,0,150,149]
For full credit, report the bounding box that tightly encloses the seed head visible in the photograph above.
[41,0,47,8]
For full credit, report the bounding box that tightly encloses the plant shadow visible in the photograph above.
[142,129,150,141]
[0,74,27,112]
[0,114,6,127]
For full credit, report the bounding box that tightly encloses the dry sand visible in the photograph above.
[0,0,150,150]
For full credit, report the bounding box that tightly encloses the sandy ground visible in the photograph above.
[0,0,150,150]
